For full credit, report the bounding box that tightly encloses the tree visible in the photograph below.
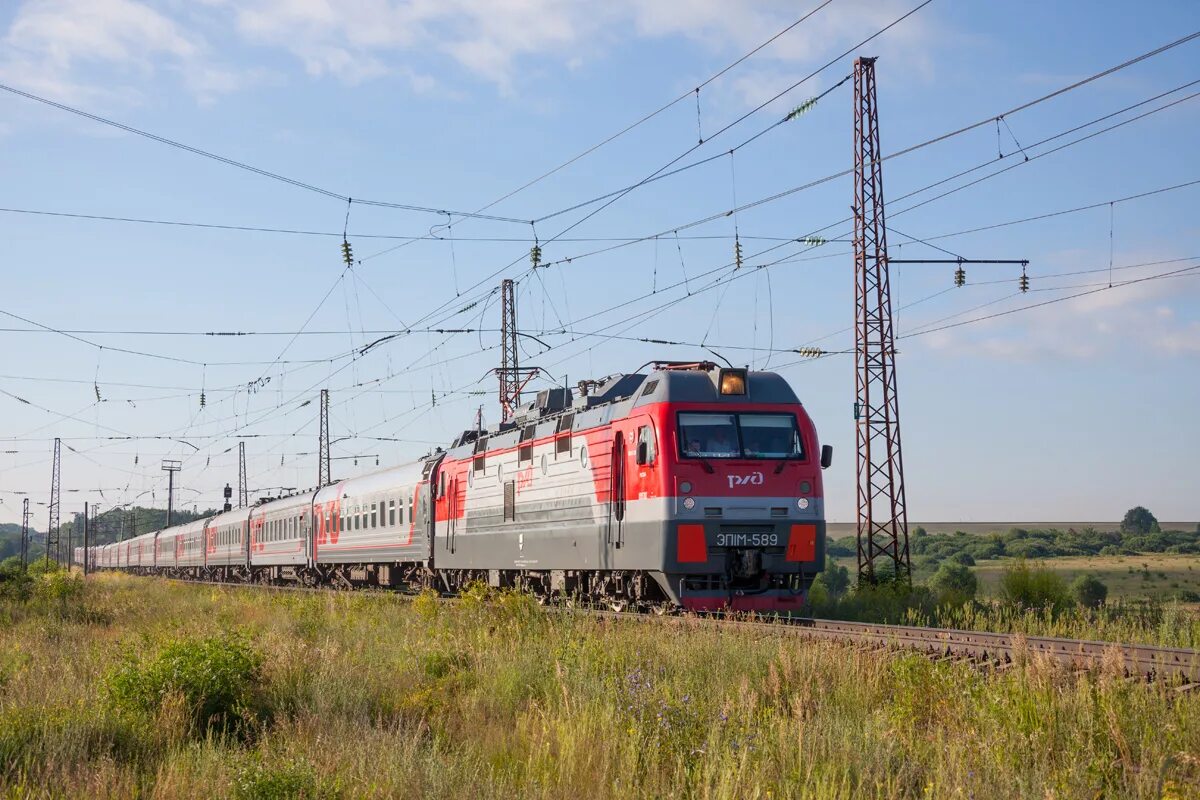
[1071,574,1108,608]
[812,557,851,600]
[1121,506,1159,535]
[929,562,977,606]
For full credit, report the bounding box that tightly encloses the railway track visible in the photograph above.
[155,576,1200,684]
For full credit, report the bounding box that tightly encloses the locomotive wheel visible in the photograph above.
[649,602,673,617]
[608,599,628,613]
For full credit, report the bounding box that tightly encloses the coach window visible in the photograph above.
[371,503,378,528]
[389,500,396,526]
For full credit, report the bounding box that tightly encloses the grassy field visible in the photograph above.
[2,574,1200,799]
[826,522,1199,537]
[972,554,1200,602]
[832,552,1200,604]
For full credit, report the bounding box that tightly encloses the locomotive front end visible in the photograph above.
[653,366,828,613]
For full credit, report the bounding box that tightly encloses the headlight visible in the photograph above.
[680,481,692,494]
[683,497,696,510]
[799,481,812,494]
[796,498,810,510]
[718,368,747,395]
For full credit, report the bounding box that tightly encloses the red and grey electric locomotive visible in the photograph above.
[94,362,831,612]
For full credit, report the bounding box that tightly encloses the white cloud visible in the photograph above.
[0,0,943,105]
[0,0,255,104]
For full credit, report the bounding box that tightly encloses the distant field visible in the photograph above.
[826,522,1198,537]
[831,552,1200,603]
[973,554,1200,601]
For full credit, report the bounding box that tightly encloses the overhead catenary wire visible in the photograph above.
[0,80,530,225]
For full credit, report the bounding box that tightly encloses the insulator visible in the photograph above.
[784,96,818,122]
[954,267,966,287]
[354,457,358,466]
[801,235,826,247]
[134,454,139,465]
[94,383,101,402]
[734,237,744,270]
[341,239,354,266]
[200,391,206,408]
[375,456,380,466]
[280,454,284,466]
[1019,272,1030,293]
[530,244,542,268]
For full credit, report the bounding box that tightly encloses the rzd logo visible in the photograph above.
[727,471,764,489]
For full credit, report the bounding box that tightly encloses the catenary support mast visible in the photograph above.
[46,437,61,564]
[852,57,911,584]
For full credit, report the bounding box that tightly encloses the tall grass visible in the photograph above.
[1,574,1197,798]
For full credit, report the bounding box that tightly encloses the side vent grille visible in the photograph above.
[704,507,722,518]
[771,507,788,517]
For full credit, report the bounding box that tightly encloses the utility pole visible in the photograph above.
[318,389,331,487]
[83,501,89,576]
[20,497,30,567]
[238,441,248,508]
[67,514,74,567]
[162,460,181,528]
[852,57,910,585]
[46,437,61,565]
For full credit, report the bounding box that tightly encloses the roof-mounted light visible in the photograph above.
[719,368,747,396]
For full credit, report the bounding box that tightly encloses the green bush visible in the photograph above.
[234,755,338,800]
[950,551,976,566]
[1070,574,1108,608]
[26,556,58,578]
[811,557,850,600]
[105,633,265,737]
[999,560,1072,612]
[929,562,977,606]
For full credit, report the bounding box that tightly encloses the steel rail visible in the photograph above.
[146,575,1198,683]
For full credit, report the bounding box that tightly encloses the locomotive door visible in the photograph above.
[608,433,626,550]
[448,476,459,554]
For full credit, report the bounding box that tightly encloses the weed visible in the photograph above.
[105,632,266,737]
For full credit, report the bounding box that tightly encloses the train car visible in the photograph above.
[249,491,313,580]
[429,362,828,611]
[73,546,83,568]
[310,461,427,586]
[204,507,251,580]
[130,532,155,573]
[155,527,179,572]
[172,518,207,577]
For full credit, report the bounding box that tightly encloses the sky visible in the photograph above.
[0,0,1198,529]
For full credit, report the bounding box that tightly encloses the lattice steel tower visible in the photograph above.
[238,441,249,507]
[20,497,31,566]
[318,390,331,487]
[46,437,62,564]
[499,279,521,421]
[852,57,911,584]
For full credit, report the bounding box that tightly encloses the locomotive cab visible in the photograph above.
[644,363,827,612]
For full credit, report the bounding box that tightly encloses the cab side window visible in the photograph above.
[637,425,657,466]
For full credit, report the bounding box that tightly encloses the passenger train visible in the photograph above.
[86,362,831,612]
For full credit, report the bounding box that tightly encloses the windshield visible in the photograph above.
[678,412,804,459]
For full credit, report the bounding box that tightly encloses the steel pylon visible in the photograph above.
[852,57,911,584]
